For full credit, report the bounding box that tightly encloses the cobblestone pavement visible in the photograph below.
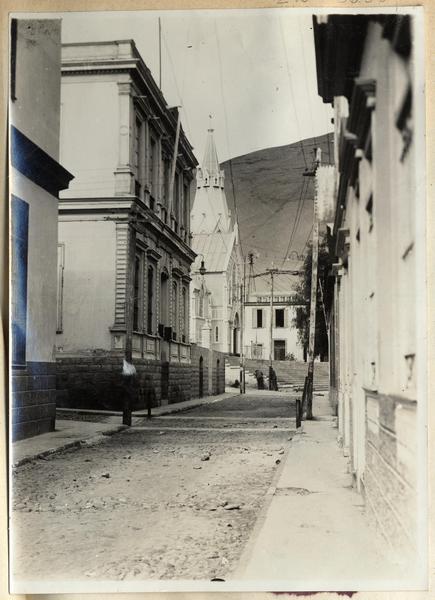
[11,394,296,584]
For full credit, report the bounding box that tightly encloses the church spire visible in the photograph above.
[191,122,231,234]
[202,119,220,178]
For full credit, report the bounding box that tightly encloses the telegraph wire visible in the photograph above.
[280,176,309,267]
[298,18,318,152]
[161,24,193,143]
[279,17,308,170]
[214,18,243,256]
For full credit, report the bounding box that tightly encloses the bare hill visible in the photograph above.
[222,132,334,293]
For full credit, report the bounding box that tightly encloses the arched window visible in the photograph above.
[160,271,169,326]
[199,286,204,317]
[147,265,154,335]
[215,326,219,342]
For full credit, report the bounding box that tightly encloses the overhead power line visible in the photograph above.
[214,19,243,256]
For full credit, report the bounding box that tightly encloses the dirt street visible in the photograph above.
[11,394,296,583]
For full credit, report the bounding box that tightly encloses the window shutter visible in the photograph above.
[252,307,257,328]
[284,308,288,328]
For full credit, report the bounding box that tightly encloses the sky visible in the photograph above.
[31,8,333,164]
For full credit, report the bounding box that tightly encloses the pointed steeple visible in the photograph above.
[191,123,231,234]
[197,120,225,190]
[202,127,220,178]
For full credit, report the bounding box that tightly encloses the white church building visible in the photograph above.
[190,127,243,355]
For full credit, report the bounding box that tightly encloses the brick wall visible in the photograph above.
[56,345,226,411]
[12,362,56,441]
[364,391,418,561]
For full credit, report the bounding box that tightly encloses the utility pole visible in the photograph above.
[158,18,162,89]
[303,147,322,420]
[123,219,137,427]
[269,269,274,370]
[168,107,181,224]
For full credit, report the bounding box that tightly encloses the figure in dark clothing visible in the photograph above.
[255,369,265,390]
[269,366,278,391]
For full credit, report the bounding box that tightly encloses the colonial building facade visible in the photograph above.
[56,40,225,407]
[314,13,425,573]
[190,128,243,355]
[10,19,73,440]
[243,292,305,361]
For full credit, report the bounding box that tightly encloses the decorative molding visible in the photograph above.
[347,78,376,155]
[146,247,162,262]
[171,266,184,278]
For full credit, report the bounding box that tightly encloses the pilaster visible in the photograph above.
[115,82,135,195]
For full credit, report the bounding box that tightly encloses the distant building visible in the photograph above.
[314,13,425,570]
[56,40,224,407]
[243,293,305,361]
[190,128,243,355]
[10,19,73,440]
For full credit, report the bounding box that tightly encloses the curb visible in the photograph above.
[231,426,298,578]
[12,425,128,469]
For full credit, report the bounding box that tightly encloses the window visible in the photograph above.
[215,326,219,342]
[149,134,158,207]
[275,308,285,328]
[256,309,263,328]
[182,286,188,342]
[133,254,142,331]
[147,265,154,334]
[182,180,189,230]
[172,281,178,338]
[134,118,142,196]
[11,196,29,366]
[57,244,65,333]
[174,172,180,232]
[162,159,171,222]
[199,288,204,317]
[160,271,169,326]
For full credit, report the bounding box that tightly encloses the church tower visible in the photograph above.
[191,127,232,234]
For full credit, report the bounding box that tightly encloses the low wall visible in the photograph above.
[12,362,56,441]
[56,345,225,411]
[364,391,418,563]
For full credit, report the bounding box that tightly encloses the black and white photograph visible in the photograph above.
[7,5,427,595]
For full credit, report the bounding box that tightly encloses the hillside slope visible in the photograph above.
[222,132,333,293]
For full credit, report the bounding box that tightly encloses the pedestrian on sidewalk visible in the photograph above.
[254,369,265,390]
[268,366,278,391]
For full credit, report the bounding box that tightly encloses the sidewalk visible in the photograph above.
[12,389,239,468]
[233,392,414,592]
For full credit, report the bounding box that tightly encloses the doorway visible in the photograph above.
[273,340,286,361]
[199,356,204,398]
[232,313,240,355]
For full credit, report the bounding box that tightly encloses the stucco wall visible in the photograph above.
[244,304,303,360]
[60,78,119,198]
[12,19,61,160]
[56,220,116,353]
[331,19,424,565]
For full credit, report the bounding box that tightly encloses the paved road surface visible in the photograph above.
[11,393,296,584]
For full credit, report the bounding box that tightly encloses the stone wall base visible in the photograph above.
[12,362,56,441]
[56,345,226,411]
